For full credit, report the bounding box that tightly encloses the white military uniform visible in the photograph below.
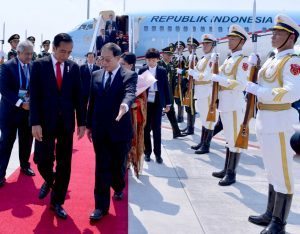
[256,49,300,194]
[218,50,248,152]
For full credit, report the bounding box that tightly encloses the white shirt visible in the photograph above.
[51,54,64,77]
[148,66,158,91]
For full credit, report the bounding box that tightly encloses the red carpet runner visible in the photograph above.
[0,136,128,234]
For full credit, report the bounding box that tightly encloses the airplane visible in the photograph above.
[67,9,300,64]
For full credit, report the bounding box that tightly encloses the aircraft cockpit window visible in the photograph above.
[79,24,87,30]
[218,27,223,32]
[175,26,180,32]
[86,24,93,30]
[160,26,164,32]
[183,26,188,32]
[201,26,205,32]
[193,26,196,32]
[244,27,249,32]
[152,26,156,31]
[262,27,267,32]
[209,26,213,32]
[168,26,172,32]
[144,26,148,31]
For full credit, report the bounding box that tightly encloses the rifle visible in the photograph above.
[182,51,195,114]
[235,0,259,149]
[206,54,219,122]
[174,54,183,103]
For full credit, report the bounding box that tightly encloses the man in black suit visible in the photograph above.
[106,24,117,43]
[0,40,35,187]
[80,52,100,118]
[30,33,85,219]
[105,14,117,31]
[87,43,137,221]
[96,29,109,56]
[139,48,171,164]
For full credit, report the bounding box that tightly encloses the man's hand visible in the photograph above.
[246,81,259,96]
[32,125,43,141]
[211,53,220,63]
[176,68,183,75]
[77,126,86,140]
[164,106,170,113]
[22,102,30,110]
[248,53,258,66]
[86,128,92,142]
[116,104,127,122]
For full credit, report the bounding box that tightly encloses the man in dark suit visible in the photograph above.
[87,43,137,221]
[105,14,117,31]
[30,33,86,219]
[106,24,117,43]
[0,40,35,187]
[80,52,100,118]
[139,48,171,164]
[96,29,109,56]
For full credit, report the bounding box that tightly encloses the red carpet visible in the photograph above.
[0,136,128,234]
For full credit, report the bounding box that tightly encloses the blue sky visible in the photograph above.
[0,0,297,54]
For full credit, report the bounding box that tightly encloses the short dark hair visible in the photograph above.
[86,52,95,57]
[101,42,122,57]
[145,48,160,59]
[121,52,136,71]
[53,33,73,47]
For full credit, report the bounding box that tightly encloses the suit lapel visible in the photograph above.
[47,56,59,91]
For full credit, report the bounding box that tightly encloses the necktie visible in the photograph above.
[56,62,63,90]
[104,72,112,91]
[21,64,28,89]
[89,64,93,73]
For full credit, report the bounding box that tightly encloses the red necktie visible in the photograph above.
[56,62,62,90]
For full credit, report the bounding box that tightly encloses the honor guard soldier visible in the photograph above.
[211,24,249,186]
[158,46,187,138]
[27,36,38,61]
[38,40,51,58]
[189,34,218,154]
[173,40,186,123]
[246,14,300,234]
[179,37,199,135]
[7,34,20,60]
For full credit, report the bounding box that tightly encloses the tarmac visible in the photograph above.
[5,115,300,234]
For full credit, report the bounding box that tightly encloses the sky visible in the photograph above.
[0,0,298,54]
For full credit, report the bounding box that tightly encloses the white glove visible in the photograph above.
[187,69,200,78]
[212,74,229,86]
[189,54,196,62]
[177,68,183,75]
[211,53,220,63]
[248,53,258,66]
[245,81,259,96]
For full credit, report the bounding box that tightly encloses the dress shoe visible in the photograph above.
[173,132,188,139]
[21,167,35,176]
[144,154,151,162]
[39,182,51,199]
[113,191,124,200]
[89,209,108,221]
[50,203,67,219]
[0,178,6,187]
[155,155,163,164]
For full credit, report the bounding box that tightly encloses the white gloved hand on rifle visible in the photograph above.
[245,81,259,96]
[177,68,183,75]
[189,54,197,62]
[211,53,220,63]
[248,53,258,66]
[211,74,229,86]
[188,69,200,77]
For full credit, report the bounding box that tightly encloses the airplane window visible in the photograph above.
[79,24,87,30]
[193,26,196,32]
[183,26,188,32]
[262,27,267,32]
[86,24,93,30]
[209,26,212,32]
[144,26,148,31]
[201,26,205,32]
[244,27,249,32]
[160,26,164,32]
[168,26,172,32]
[152,26,156,31]
[176,26,180,32]
[218,27,222,32]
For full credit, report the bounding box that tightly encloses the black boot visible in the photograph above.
[218,151,241,186]
[191,126,206,150]
[168,107,188,138]
[195,128,213,154]
[249,184,275,226]
[180,111,190,133]
[184,113,194,135]
[177,105,184,123]
[261,192,293,234]
[212,148,229,178]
